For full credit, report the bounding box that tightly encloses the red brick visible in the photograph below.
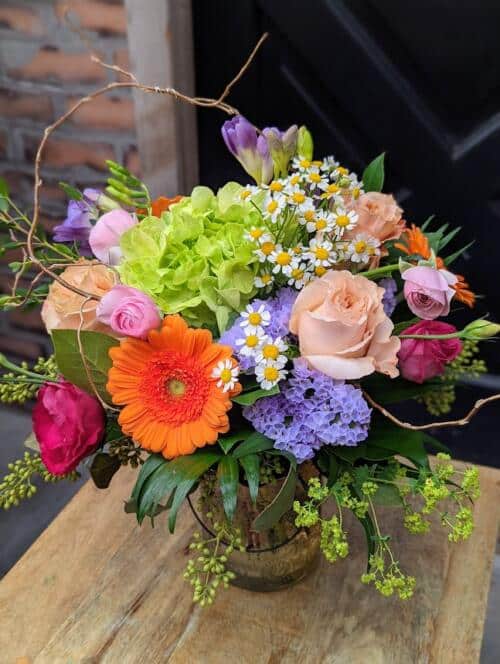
[9,47,106,84]
[0,170,26,197]
[24,136,115,171]
[0,6,44,36]
[55,0,126,36]
[66,95,135,130]
[0,130,6,158]
[124,145,141,176]
[0,89,53,122]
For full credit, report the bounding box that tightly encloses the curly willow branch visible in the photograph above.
[363,390,500,431]
[25,32,269,302]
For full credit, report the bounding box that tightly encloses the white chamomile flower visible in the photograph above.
[321,155,339,172]
[236,328,267,356]
[305,238,336,267]
[292,156,314,172]
[255,360,287,390]
[333,208,358,234]
[240,303,271,333]
[254,238,276,262]
[265,179,287,194]
[212,359,239,393]
[298,199,317,227]
[239,184,258,201]
[306,211,335,234]
[318,181,342,200]
[244,226,267,243]
[254,271,274,289]
[286,262,310,289]
[262,193,286,223]
[268,245,294,274]
[255,336,288,366]
[347,233,380,264]
[285,184,310,210]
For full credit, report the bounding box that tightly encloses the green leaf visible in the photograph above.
[59,181,83,201]
[362,153,385,192]
[371,484,403,507]
[232,385,279,406]
[422,434,451,456]
[217,456,239,520]
[362,373,438,405]
[131,453,166,503]
[366,416,429,469]
[52,330,119,400]
[332,445,368,465]
[239,453,260,503]
[218,429,252,454]
[168,481,195,533]
[253,463,297,532]
[136,449,221,525]
[89,452,121,489]
[0,177,9,197]
[393,317,420,335]
[444,239,474,266]
[438,226,462,252]
[23,432,40,452]
[420,215,435,231]
[232,431,274,458]
[357,513,376,569]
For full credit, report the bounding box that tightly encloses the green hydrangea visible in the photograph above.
[118,183,262,333]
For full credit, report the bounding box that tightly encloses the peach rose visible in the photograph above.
[289,270,400,380]
[41,259,118,333]
[348,192,405,243]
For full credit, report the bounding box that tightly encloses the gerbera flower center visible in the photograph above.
[167,378,186,397]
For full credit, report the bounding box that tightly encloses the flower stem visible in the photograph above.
[358,263,399,280]
[0,354,55,382]
[399,332,461,340]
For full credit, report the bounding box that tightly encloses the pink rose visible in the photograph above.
[96,285,162,339]
[348,192,405,243]
[398,320,462,383]
[402,266,455,320]
[289,270,401,380]
[33,381,105,475]
[89,209,137,265]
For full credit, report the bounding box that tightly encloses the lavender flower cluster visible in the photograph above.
[243,359,372,462]
[380,277,398,317]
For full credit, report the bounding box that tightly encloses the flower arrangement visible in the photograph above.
[1,38,499,607]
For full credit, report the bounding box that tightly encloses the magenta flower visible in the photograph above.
[398,320,462,383]
[96,285,162,339]
[402,265,455,319]
[221,115,273,184]
[89,209,137,265]
[33,381,105,475]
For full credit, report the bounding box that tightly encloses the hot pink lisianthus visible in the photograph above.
[402,265,456,319]
[89,209,137,265]
[96,285,162,339]
[33,381,105,475]
[398,320,462,383]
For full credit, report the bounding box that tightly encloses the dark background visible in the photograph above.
[193,0,500,464]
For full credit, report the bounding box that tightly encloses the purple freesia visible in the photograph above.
[221,115,273,184]
[53,188,101,255]
[263,125,298,177]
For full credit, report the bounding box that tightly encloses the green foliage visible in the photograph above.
[362,153,385,192]
[89,452,121,489]
[232,384,279,405]
[118,183,262,333]
[217,456,239,521]
[252,460,297,532]
[0,451,78,509]
[59,181,83,201]
[51,330,119,400]
[105,159,150,208]
[239,453,260,503]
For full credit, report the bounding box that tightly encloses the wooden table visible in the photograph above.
[1,463,499,664]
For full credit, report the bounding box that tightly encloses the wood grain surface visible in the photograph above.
[1,462,499,664]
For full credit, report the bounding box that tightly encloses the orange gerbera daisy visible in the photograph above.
[107,315,241,459]
[394,223,431,260]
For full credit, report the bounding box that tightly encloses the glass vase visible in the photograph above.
[192,472,320,592]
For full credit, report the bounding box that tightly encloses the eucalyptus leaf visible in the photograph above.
[232,385,279,406]
[253,463,297,532]
[217,456,239,521]
[362,153,385,192]
[52,330,119,400]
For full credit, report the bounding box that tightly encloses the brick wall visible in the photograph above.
[0,0,139,361]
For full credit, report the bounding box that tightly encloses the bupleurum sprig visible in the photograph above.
[0,451,78,509]
[0,354,58,405]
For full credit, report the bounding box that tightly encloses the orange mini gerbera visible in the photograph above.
[107,315,240,459]
[394,224,431,260]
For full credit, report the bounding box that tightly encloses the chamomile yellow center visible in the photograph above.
[354,240,367,253]
[240,189,251,200]
[261,241,275,256]
[308,172,322,183]
[263,366,279,381]
[291,192,306,204]
[290,175,300,185]
[245,334,259,348]
[315,218,327,230]
[276,252,291,266]
[269,181,284,192]
[260,273,272,284]
[219,368,233,383]
[336,214,350,227]
[304,210,315,222]
[299,159,311,168]
[315,266,327,277]
[352,187,360,199]
[292,267,304,279]
[337,166,348,175]
[248,312,262,326]
[250,228,264,239]
[267,200,278,214]
[326,184,339,194]
[315,247,329,261]
[262,344,279,360]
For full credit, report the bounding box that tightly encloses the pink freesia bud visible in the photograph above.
[33,381,105,475]
[96,285,162,339]
[402,265,455,319]
[398,320,462,383]
[89,209,137,265]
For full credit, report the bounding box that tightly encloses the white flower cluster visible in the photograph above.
[235,303,288,390]
[241,156,381,291]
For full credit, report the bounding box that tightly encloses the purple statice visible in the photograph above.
[52,188,101,255]
[380,277,398,316]
[243,359,371,463]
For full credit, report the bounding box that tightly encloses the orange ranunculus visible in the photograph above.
[107,315,241,459]
[394,224,431,260]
